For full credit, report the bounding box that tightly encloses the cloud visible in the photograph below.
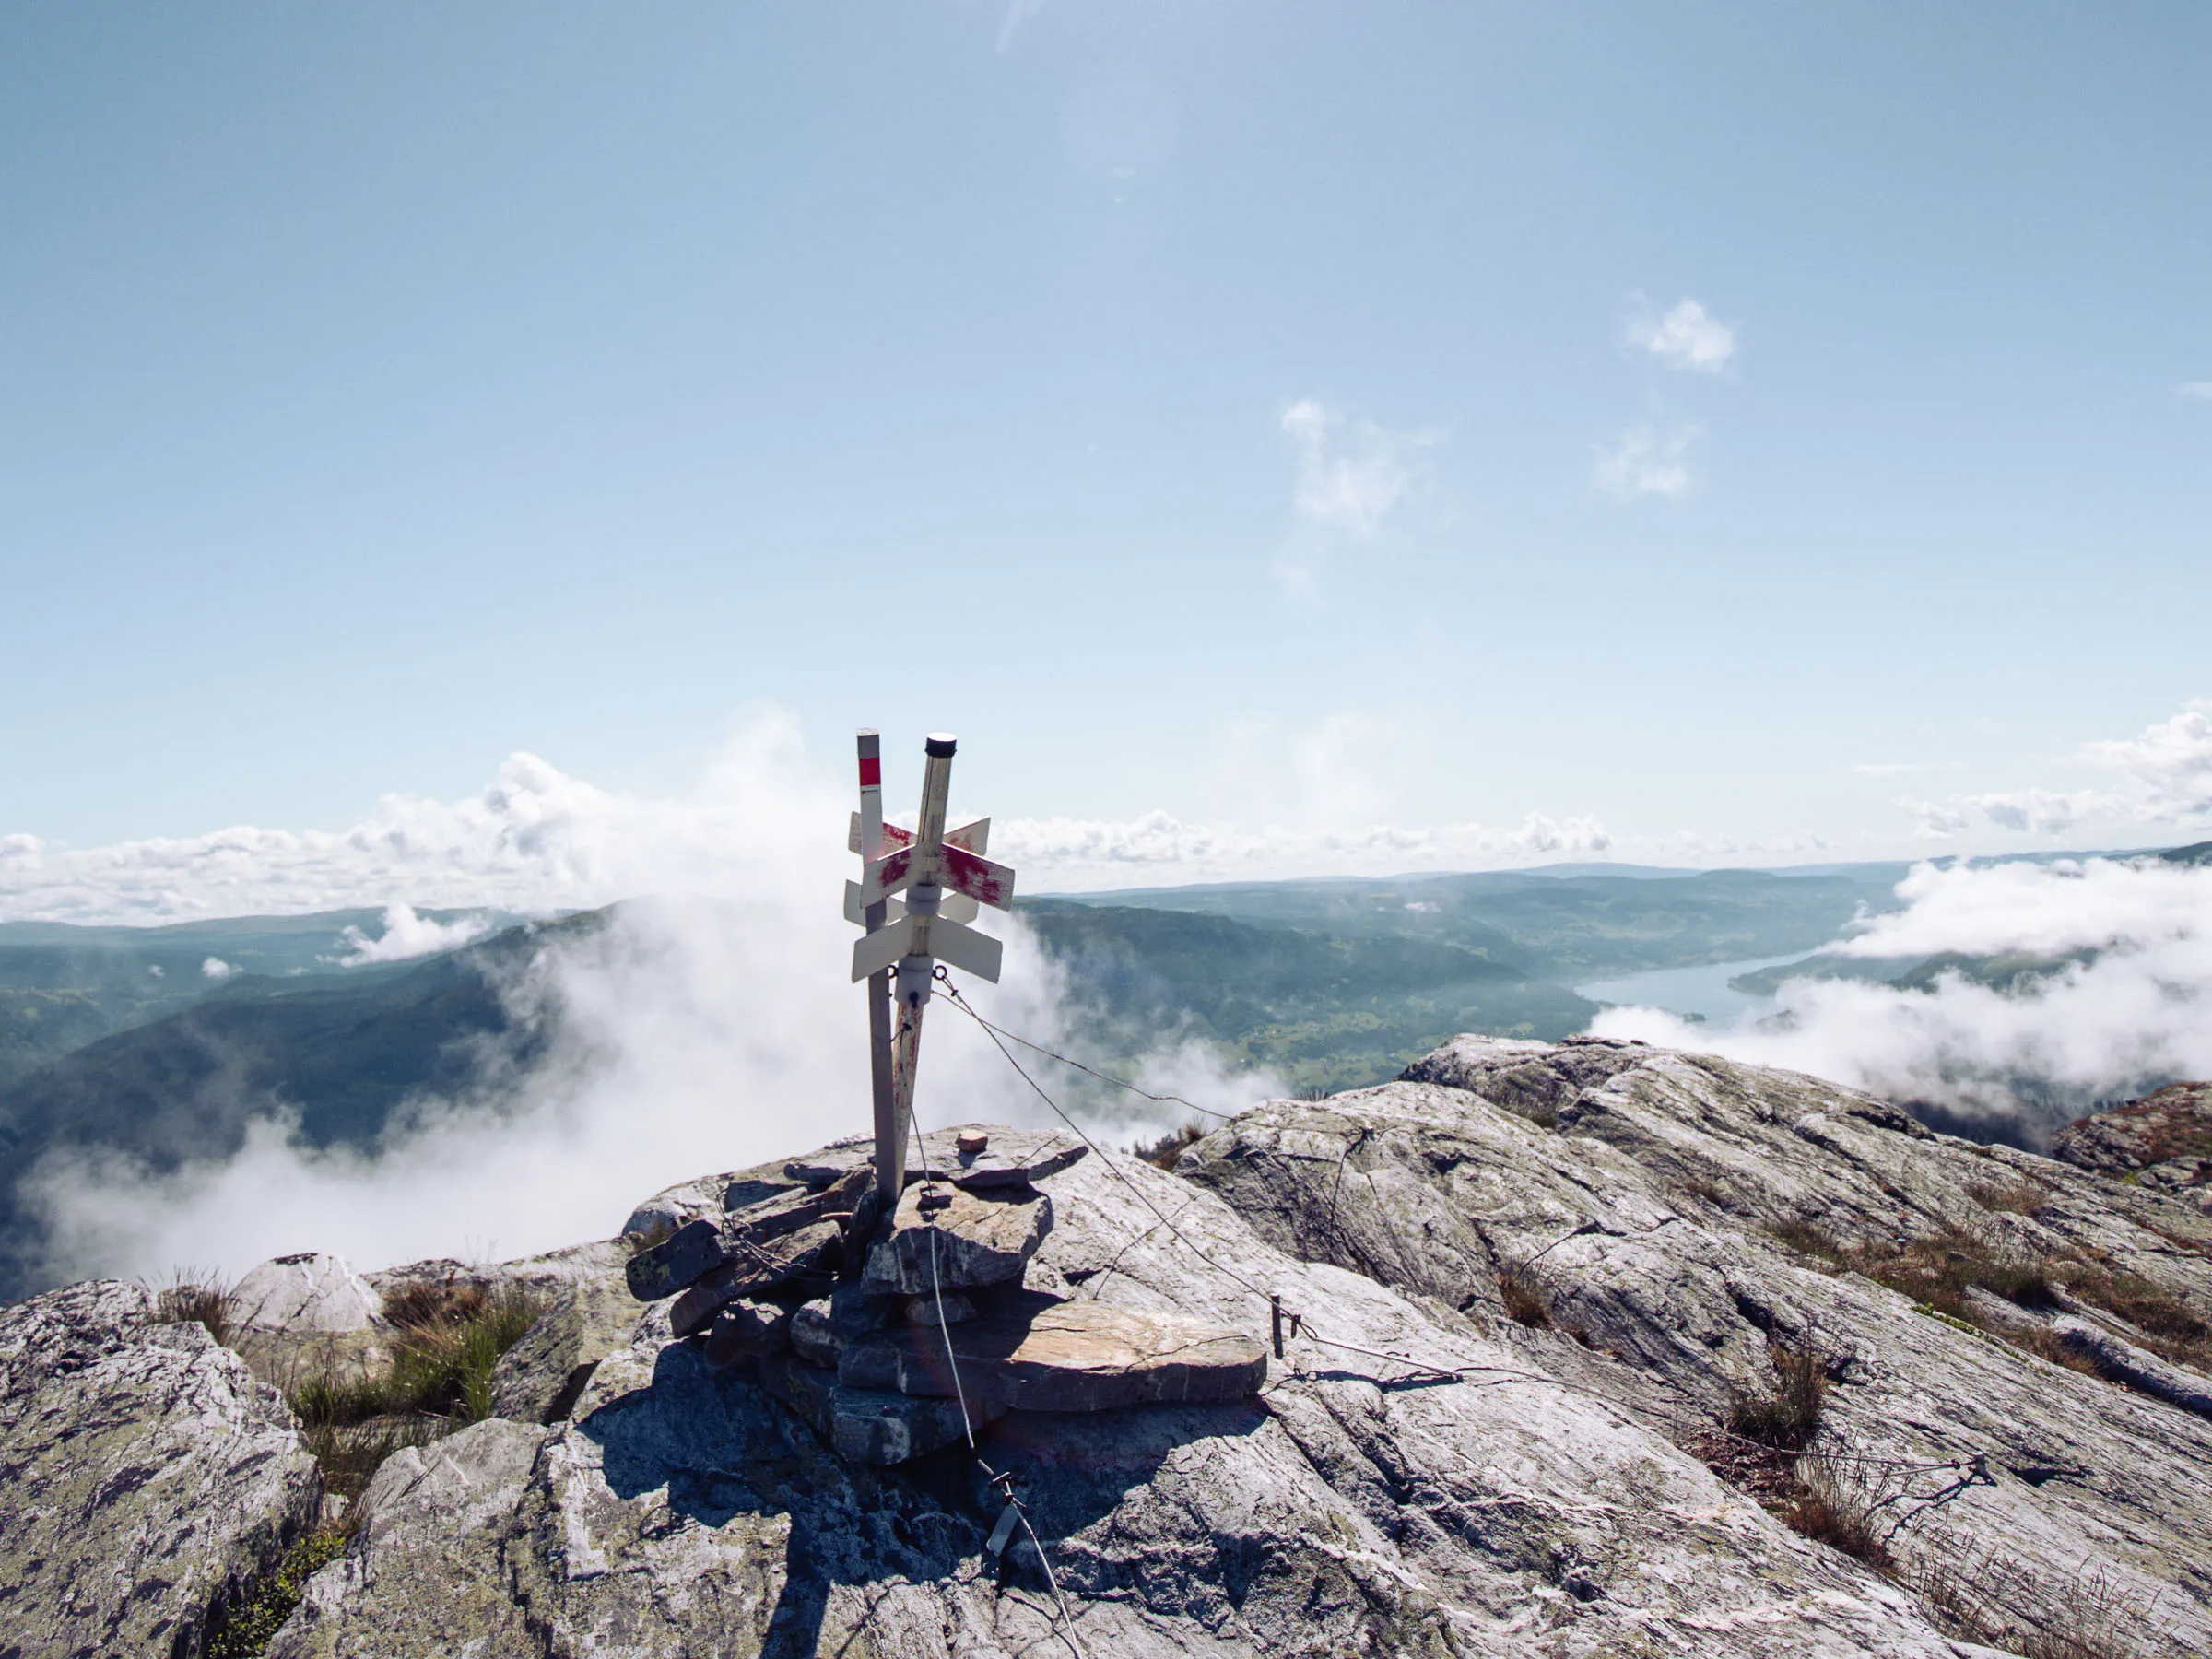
[1592,854,2212,1142]
[1903,700,2212,840]
[1849,761,1965,778]
[1627,299,1736,371]
[1594,420,1700,500]
[201,957,237,980]
[2177,382,2212,400]
[334,904,496,966]
[18,725,1276,1287]
[0,716,830,925]
[1274,399,1431,590]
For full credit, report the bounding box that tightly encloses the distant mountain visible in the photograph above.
[1018,900,1592,1092]
[0,910,515,1088]
[0,913,593,1300]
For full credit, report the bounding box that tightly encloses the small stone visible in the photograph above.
[903,1293,976,1327]
[790,1300,840,1367]
[626,1219,725,1303]
[702,1300,793,1371]
[864,1183,1052,1295]
[957,1132,990,1155]
[758,1351,1003,1465]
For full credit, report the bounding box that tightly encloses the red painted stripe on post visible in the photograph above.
[858,758,881,786]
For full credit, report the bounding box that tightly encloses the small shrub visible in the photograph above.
[288,1281,544,1501]
[1782,1457,1897,1576]
[1726,1344,1826,1453]
[1134,1123,1206,1170]
[1498,1268,1551,1329]
[1968,1178,2051,1217]
[1768,1218,1844,1264]
[206,1526,348,1659]
[1677,1175,1731,1208]
[1918,1543,2176,1659]
[152,1269,235,1347]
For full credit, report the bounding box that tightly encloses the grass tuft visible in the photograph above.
[1133,1122,1206,1170]
[1498,1267,1552,1329]
[151,1269,236,1347]
[1968,1178,2052,1217]
[1781,1458,1897,1577]
[1726,1344,1827,1453]
[287,1280,544,1501]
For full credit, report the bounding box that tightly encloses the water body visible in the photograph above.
[1574,951,1812,1025]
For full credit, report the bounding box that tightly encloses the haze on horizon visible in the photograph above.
[3,5,2207,880]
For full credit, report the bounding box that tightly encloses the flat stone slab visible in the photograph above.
[758,1352,1004,1465]
[667,1219,845,1335]
[864,1182,1051,1295]
[784,1125,1088,1192]
[840,1294,1268,1412]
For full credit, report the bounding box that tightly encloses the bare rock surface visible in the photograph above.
[1178,1036,2212,1655]
[231,1251,384,1333]
[0,1278,322,1659]
[2052,1079,2212,1206]
[265,1116,1994,1657]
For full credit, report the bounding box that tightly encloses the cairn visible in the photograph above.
[625,1126,1267,1464]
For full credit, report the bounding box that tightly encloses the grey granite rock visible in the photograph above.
[1177,1036,2212,1655]
[488,1269,651,1424]
[0,1278,322,1659]
[864,1180,1051,1293]
[231,1252,384,1332]
[258,1114,2005,1656]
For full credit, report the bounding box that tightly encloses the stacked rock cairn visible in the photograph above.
[625,1130,1267,1465]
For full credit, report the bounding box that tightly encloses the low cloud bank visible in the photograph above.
[1593,855,2212,1144]
[335,904,496,965]
[20,720,1277,1287]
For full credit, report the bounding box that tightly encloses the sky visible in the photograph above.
[4,3,2208,889]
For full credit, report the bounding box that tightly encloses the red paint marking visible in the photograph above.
[858,758,881,786]
[942,844,1015,910]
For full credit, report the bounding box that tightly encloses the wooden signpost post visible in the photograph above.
[848,732,1018,1201]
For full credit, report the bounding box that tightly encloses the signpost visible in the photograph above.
[848,732,1018,1201]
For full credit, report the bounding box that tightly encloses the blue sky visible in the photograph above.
[3,3,2207,882]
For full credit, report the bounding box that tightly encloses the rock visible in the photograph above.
[625,1217,726,1301]
[231,1250,383,1332]
[864,1181,1050,1293]
[784,1124,1085,1193]
[901,1290,975,1325]
[2051,1079,2212,1174]
[2053,1315,2212,1417]
[488,1271,648,1424]
[1175,1036,2212,1653]
[840,1294,1267,1411]
[0,1279,322,1659]
[267,1418,548,1659]
[702,1299,793,1370]
[665,1218,845,1335]
[247,1116,2096,1655]
[789,1299,840,1367]
[630,1175,865,1307]
[759,1351,1002,1465]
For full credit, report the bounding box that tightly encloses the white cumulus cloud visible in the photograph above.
[201,957,238,980]
[1593,854,2212,1141]
[1628,299,1736,371]
[1905,700,2212,840]
[335,904,497,966]
[1274,399,1433,591]
[1594,420,1700,500]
